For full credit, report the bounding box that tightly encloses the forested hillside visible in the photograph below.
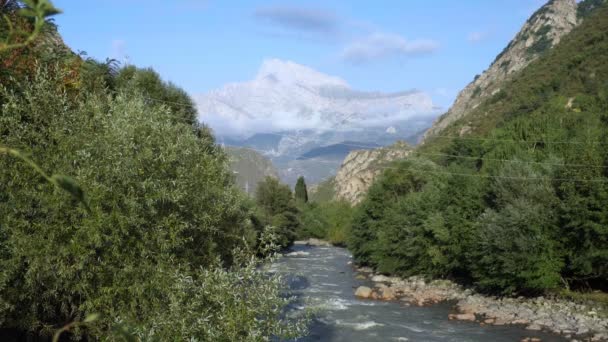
[0,1,303,340]
[225,146,279,196]
[349,2,608,295]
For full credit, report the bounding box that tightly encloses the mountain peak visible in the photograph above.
[197,59,435,137]
[422,0,578,142]
[256,58,349,88]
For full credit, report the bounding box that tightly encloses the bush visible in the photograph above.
[297,201,353,246]
[472,200,563,295]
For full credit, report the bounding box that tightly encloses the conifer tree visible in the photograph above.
[295,176,308,203]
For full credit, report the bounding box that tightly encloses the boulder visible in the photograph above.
[355,286,373,299]
[379,286,397,300]
[371,275,392,283]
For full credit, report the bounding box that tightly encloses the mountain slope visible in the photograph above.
[225,147,279,196]
[421,0,608,151]
[297,141,381,161]
[310,141,412,204]
[422,0,578,142]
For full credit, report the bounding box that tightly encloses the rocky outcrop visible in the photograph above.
[333,141,411,204]
[422,0,578,142]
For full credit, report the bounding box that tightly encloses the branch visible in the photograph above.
[0,146,90,212]
[0,0,61,52]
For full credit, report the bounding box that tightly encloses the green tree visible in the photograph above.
[255,176,300,248]
[295,176,308,203]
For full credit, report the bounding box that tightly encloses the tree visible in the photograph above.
[295,176,308,203]
[255,176,300,248]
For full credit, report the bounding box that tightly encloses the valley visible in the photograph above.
[1,0,607,341]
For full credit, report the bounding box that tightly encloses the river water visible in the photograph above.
[273,244,565,342]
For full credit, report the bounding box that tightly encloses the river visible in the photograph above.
[273,244,565,342]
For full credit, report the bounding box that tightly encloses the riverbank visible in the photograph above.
[353,267,608,341]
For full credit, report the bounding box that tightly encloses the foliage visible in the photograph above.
[0,0,60,51]
[297,200,353,246]
[295,176,308,203]
[577,0,607,19]
[351,5,608,295]
[308,177,335,203]
[115,66,198,126]
[255,176,300,248]
[471,162,563,294]
[125,249,307,341]
[0,5,303,337]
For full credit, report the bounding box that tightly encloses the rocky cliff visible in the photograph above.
[333,141,411,204]
[422,0,578,142]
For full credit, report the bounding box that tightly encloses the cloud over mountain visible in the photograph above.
[195,59,437,137]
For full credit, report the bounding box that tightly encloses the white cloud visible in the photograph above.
[341,33,439,64]
[195,59,438,137]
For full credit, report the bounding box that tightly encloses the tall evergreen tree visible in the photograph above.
[295,176,308,203]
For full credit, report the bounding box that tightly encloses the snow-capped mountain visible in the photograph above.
[196,59,436,136]
[195,59,439,185]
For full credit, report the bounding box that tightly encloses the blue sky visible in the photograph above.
[54,0,547,109]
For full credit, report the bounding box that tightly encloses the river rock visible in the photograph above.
[378,286,397,300]
[449,313,476,322]
[356,266,374,273]
[371,274,392,283]
[354,264,608,339]
[355,286,373,299]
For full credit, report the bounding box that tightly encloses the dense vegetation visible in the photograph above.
[254,176,301,248]
[297,201,354,246]
[0,1,303,340]
[349,3,608,295]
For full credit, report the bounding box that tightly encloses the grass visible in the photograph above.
[557,289,608,317]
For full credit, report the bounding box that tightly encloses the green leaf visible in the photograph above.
[83,313,100,323]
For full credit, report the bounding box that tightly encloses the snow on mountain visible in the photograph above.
[195,58,439,185]
[195,59,436,136]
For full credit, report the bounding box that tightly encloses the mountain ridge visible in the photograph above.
[422,0,579,142]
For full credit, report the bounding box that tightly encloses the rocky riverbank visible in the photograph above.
[353,267,608,341]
